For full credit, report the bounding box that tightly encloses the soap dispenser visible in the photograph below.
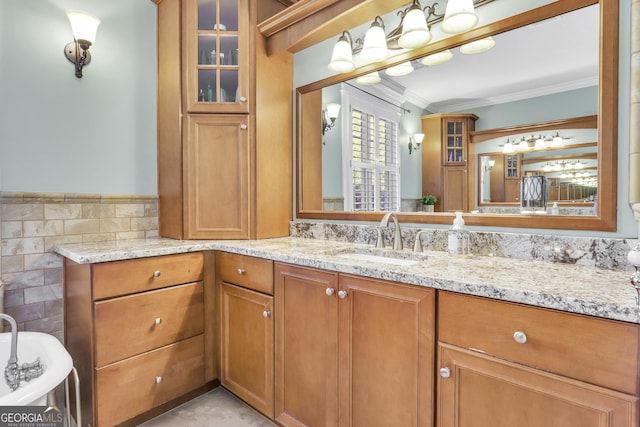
[448,212,471,255]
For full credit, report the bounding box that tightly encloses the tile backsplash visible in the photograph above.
[0,192,159,340]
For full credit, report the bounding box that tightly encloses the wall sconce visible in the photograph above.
[484,158,495,172]
[64,11,100,78]
[322,103,341,136]
[408,133,424,155]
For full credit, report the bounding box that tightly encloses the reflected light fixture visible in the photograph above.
[65,11,100,78]
[543,163,552,172]
[534,135,546,150]
[328,31,355,73]
[322,103,341,135]
[421,49,453,66]
[441,0,478,34]
[408,133,424,155]
[460,36,495,54]
[502,138,515,154]
[518,137,530,151]
[484,158,495,172]
[361,16,389,61]
[398,0,432,49]
[386,61,414,77]
[551,132,564,147]
[356,71,382,85]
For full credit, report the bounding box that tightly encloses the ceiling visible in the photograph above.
[360,4,599,113]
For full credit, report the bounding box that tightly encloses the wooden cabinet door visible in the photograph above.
[274,263,339,427]
[184,114,250,239]
[338,275,436,427]
[219,282,274,418]
[504,179,520,202]
[437,343,639,427]
[443,166,468,212]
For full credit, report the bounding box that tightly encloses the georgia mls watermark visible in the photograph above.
[0,406,63,427]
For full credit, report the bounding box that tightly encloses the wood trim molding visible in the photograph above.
[470,116,598,144]
[257,0,341,37]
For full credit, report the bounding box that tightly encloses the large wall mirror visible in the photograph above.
[296,0,618,230]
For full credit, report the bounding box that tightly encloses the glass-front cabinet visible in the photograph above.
[442,115,476,165]
[186,0,249,113]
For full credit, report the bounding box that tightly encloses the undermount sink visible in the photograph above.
[322,247,429,266]
[0,332,73,405]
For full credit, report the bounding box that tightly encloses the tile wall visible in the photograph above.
[0,192,159,340]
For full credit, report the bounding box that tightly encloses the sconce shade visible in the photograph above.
[356,71,381,85]
[534,136,546,150]
[325,103,341,120]
[441,0,478,34]
[421,49,453,66]
[502,139,514,154]
[518,138,530,151]
[551,132,564,147]
[398,2,432,49]
[414,133,425,145]
[385,61,414,77]
[361,17,388,61]
[460,36,495,54]
[328,32,355,73]
[67,11,100,45]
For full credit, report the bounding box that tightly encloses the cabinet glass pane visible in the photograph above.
[198,35,217,65]
[219,36,239,65]
[220,70,238,102]
[220,0,239,31]
[198,70,218,102]
[198,0,217,30]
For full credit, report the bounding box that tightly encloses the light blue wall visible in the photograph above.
[0,0,157,195]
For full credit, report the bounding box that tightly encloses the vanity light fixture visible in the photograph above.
[408,133,424,154]
[386,61,414,76]
[459,36,495,54]
[361,16,389,61]
[328,31,355,73]
[355,71,382,85]
[421,49,454,66]
[543,163,552,172]
[322,103,341,135]
[502,138,515,154]
[517,137,530,151]
[534,135,546,150]
[398,0,432,49]
[551,132,564,147]
[441,0,479,34]
[64,11,100,78]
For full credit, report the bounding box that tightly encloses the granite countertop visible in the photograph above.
[54,237,640,325]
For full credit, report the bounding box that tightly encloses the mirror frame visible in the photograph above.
[296,0,618,231]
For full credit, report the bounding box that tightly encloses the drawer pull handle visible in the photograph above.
[326,288,335,296]
[237,268,245,275]
[439,367,451,379]
[263,310,271,318]
[513,331,528,344]
[154,317,162,326]
[155,376,163,384]
[153,270,161,278]
[338,290,348,299]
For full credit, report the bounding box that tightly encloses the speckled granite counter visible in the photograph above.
[54,237,640,324]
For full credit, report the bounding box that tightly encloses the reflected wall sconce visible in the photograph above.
[408,133,424,154]
[65,11,100,78]
[484,158,495,172]
[322,103,341,136]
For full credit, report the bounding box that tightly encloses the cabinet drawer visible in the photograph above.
[93,252,204,300]
[96,335,205,427]
[438,291,640,395]
[95,282,204,366]
[217,252,273,294]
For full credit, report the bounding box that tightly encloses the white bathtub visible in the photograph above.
[0,332,73,406]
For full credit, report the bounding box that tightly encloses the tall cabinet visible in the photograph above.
[154,0,292,240]
[421,114,477,212]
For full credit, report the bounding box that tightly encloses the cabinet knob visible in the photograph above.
[155,376,163,384]
[237,268,245,275]
[239,96,247,102]
[513,330,528,344]
[153,270,161,278]
[262,310,271,318]
[154,317,162,326]
[439,367,451,379]
[338,290,348,299]
[240,123,248,130]
[326,287,335,296]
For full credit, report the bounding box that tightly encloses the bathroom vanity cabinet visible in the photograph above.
[274,263,436,427]
[154,0,292,239]
[437,292,640,427]
[63,252,216,427]
[216,251,275,418]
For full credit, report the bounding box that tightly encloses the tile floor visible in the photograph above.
[139,387,277,427]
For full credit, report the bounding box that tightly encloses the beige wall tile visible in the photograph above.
[45,299,63,317]
[24,253,63,270]
[44,235,83,249]
[23,220,64,237]
[1,255,24,273]
[44,267,63,286]
[100,218,131,233]
[116,204,145,218]
[82,204,102,219]
[99,204,116,218]
[24,284,62,304]
[1,237,45,256]
[45,204,82,220]
[131,217,158,231]
[1,204,44,221]
[117,231,146,240]
[145,230,159,238]
[25,314,63,334]
[4,270,45,289]
[64,219,100,235]
[5,302,44,324]
[5,289,24,309]
[1,221,23,238]
[82,233,116,243]
[145,203,158,217]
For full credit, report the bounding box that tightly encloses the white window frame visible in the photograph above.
[340,84,401,212]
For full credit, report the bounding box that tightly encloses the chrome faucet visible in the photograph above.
[413,230,428,252]
[0,313,43,391]
[378,212,403,250]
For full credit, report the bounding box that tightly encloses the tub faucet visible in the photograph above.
[0,313,43,391]
[379,212,403,250]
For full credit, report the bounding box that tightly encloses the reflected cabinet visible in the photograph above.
[156,0,292,239]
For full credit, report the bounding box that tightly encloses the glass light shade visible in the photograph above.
[361,19,388,61]
[460,37,495,54]
[356,71,381,85]
[564,162,573,170]
[441,0,478,34]
[518,138,530,151]
[385,61,414,77]
[328,34,355,73]
[534,137,546,150]
[543,163,552,172]
[553,163,562,171]
[574,161,584,170]
[552,133,563,147]
[421,50,453,66]
[325,103,341,120]
[488,159,495,168]
[67,11,100,44]
[414,133,425,145]
[398,6,432,49]
[502,139,514,153]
